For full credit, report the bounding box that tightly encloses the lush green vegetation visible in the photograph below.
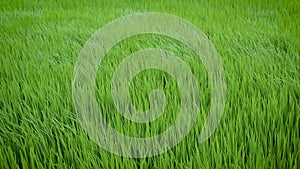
[0,0,299,168]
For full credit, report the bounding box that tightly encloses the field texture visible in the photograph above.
[0,0,299,168]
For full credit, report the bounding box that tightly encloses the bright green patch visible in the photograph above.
[0,0,299,168]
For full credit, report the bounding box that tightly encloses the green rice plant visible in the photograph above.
[0,0,299,168]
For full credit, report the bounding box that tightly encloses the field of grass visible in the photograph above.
[0,0,299,168]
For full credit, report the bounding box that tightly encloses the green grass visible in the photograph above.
[0,0,299,168]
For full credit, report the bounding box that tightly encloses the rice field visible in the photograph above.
[0,0,299,168]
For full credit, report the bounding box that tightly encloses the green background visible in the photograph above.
[0,0,299,168]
